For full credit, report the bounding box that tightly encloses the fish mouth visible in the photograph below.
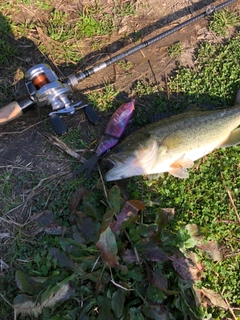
[103,153,144,181]
[102,154,136,181]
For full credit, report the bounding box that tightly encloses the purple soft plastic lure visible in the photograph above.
[74,100,135,177]
[95,100,135,156]
[105,100,135,138]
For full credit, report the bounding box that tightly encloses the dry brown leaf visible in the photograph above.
[201,287,229,310]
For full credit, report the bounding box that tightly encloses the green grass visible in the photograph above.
[167,41,183,58]
[0,15,17,64]
[0,3,240,320]
[86,83,121,111]
[209,9,240,36]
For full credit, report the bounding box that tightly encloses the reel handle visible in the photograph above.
[50,114,68,136]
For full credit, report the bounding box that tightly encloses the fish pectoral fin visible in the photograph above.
[171,156,194,169]
[168,167,189,178]
[167,156,193,178]
[219,128,240,148]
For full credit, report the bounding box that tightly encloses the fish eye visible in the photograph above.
[101,158,115,169]
[112,146,121,153]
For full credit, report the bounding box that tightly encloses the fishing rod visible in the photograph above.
[0,0,236,135]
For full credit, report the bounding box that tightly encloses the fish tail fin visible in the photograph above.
[219,128,240,148]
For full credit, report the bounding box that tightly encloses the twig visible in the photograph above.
[97,165,111,207]
[0,119,46,136]
[224,297,237,320]
[0,293,13,307]
[40,132,85,161]
[0,215,31,227]
[109,268,130,291]
[91,255,101,272]
[225,188,240,223]
[148,59,158,86]
[123,230,140,264]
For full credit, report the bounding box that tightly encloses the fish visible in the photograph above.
[73,100,134,178]
[104,94,240,182]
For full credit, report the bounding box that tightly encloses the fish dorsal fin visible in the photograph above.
[219,128,240,148]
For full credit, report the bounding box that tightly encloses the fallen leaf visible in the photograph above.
[96,227,119,267]
[108,185,121,212]
[197,240,222,261]
[111,290,126,318]
[143,246,169,262]
[128,200,145,210]
[111,201,139,234]
[171,253,203,281]
[184,224,206,248]
[69,188,86,213]
[121,249,139,264]
[201,287,228,310]
[155,208,175,230]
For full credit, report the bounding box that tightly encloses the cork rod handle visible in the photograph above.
[0,101,23,124]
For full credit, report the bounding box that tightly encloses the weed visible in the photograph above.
[168,33,240,106]
[13,19,35,37]
[86,83,120,111]
[36,0,52,10]
[10,185,208,319]
[209,9,240,36]
[116,1,136,17]
[0,15,17,64]
[167,41,183,58]
[47,10,71,42]
[76,12,114,38]
[117,60,133,73]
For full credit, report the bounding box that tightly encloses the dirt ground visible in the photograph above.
[0,0,239,230]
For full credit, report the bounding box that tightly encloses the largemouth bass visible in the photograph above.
[104,96,240,181]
